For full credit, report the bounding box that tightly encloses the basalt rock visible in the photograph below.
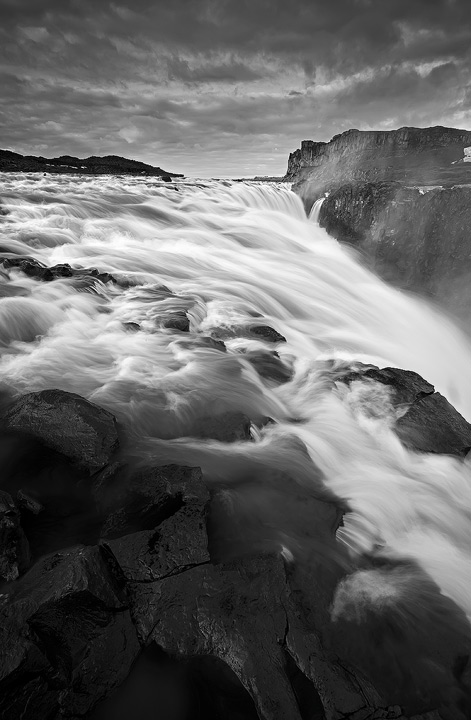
[287,126,471,211]
[1,389,119,473]
[0,490,30,581]
[0,256,120,288]
[337,363,471,457]
[0,545,141,720]
[318,183,471,315]
[211,323,286,344]
[163,312,190,332]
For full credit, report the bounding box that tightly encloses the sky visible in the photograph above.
[1,0,471,177]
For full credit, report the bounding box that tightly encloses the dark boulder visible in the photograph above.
[1,389,119,473]
[337,363,471,457]
[250,324,287,343]
[0,257,118,287]
[0,545,140,719]
[211,323,286,344]
[163,312,190,332]
[96,463,207,540]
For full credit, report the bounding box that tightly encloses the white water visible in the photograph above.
[1,173,471,630]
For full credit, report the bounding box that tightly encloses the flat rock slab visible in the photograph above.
[2,389,119,473]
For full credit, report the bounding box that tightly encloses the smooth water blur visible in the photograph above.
[1,172,471,628]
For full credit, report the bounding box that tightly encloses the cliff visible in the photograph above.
[287,126,471,209]
[0,149,183,177]
[287,126,471,318]
[318,182,471,320]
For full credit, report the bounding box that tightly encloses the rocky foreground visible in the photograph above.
[287,126,471,315]
[0,261,471,720]
[0,149,183,178]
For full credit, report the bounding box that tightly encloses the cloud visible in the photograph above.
[1,0,471,174]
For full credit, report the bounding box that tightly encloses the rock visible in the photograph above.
[396,393,471,457]
[287,126,471,210]
[1,389,119,473]
[243,349,293,384]
[193,411,252,442]
[16,490,44,516]
[0,256,118,286]
[161,175,172,182]
[97,464,207,540]
[122,321,140,332]
[338,363,471,457]
[0,545,141,719]
[250,324,286,343]
[211,323,286,344]
[0,490,30,581]
[318,183,471,315]
[162,312,190,332]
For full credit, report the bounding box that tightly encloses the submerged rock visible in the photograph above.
[1,389,119,473]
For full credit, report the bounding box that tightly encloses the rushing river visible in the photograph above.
[1,172,471,638]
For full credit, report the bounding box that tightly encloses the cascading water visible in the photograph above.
[2,173,471,709]
[308,196,325,222]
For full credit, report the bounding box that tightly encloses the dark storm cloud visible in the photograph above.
[1,0,471,174]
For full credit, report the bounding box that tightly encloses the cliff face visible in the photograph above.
[319,182,471,321]
[0,150,183,177]
[286,125,471,318]
[287,126,471,209]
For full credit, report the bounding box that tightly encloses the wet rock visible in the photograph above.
[0,489,30,581]
[0,545,140,719]
[396,393,471,457]
[122,321,140,332]
[124,553,375,720]
[97,464,207,540]
[250,324,286,343]
[1,389,119,473]
[243,349,293,384]
[194,411,252,442]
[211,323,286,344]
[338,363,471,457]
[163,312,190,332]
[16,489,44,516]
[0,256,118,286]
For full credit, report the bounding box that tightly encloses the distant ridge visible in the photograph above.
[0,149,183,177]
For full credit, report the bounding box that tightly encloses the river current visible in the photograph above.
[1,172,471,635]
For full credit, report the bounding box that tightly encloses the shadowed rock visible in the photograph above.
[0,545,140,719]
[0,490,30,581]
[1,389,119,473]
